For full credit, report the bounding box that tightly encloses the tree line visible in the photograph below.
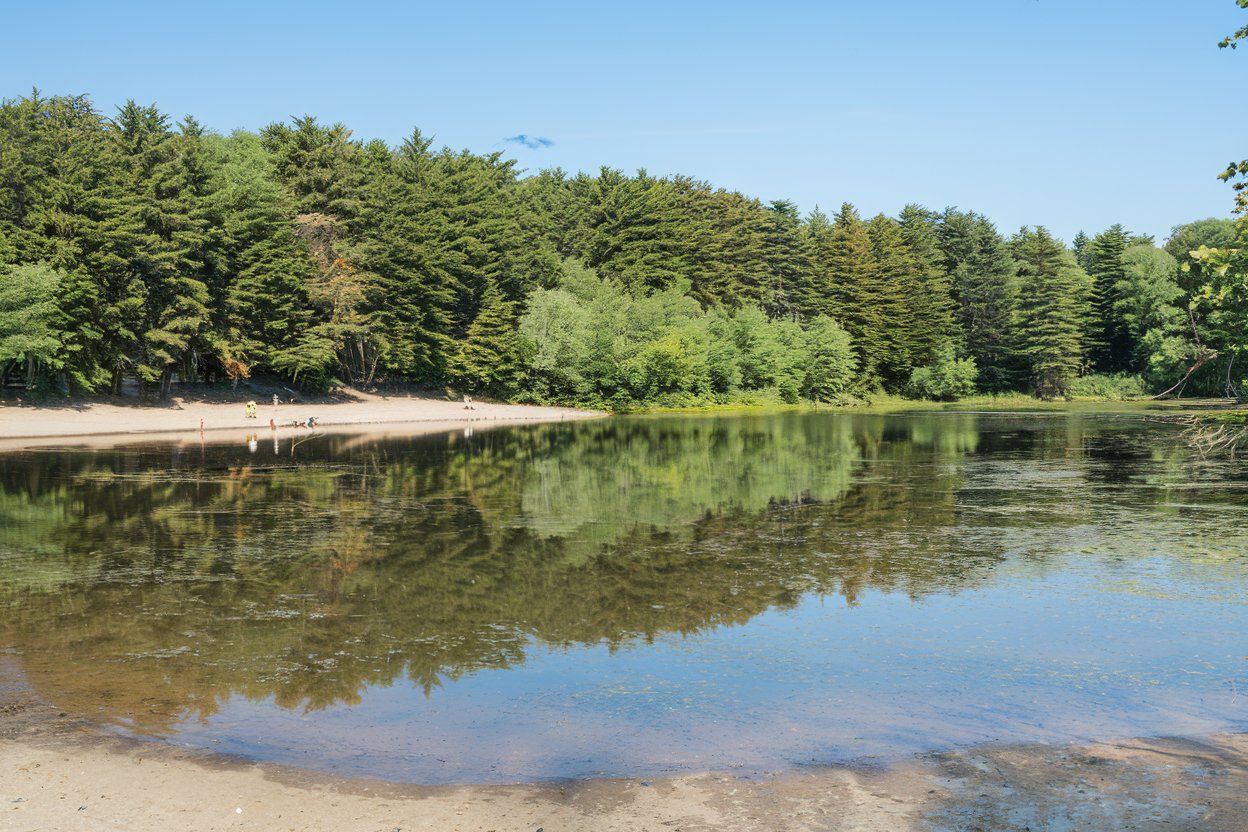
[0,90,1244,407]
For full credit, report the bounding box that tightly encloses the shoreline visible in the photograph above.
[0,392,1237,452]
[632,395,1244,416]
[2,687,1245,831]
[0,390,605,451]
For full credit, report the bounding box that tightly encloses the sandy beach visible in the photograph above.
[0,389,603,451]
[2,687,1245,832]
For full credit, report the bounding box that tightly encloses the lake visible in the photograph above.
[1,411,1245,784]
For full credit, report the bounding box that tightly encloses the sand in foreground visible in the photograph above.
[0,389,601,451]
[2,693,1246,832]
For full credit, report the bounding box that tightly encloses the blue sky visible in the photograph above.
[3,0,1245,241]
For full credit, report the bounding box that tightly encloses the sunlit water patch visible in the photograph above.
[0,412,1245,783]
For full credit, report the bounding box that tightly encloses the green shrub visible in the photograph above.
[519,259,860,409]
[1067,372,1149,400]
[800,315,857,401]
[906,349,978,401]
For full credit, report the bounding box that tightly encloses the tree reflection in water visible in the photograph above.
[0,412,1242,748]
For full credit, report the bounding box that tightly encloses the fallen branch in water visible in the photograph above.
[1179,416,1248,457]
[1153,311,1219,400]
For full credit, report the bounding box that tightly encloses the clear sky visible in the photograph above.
[3,0,1245,242]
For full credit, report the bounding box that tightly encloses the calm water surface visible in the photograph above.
[1,412,1245,783]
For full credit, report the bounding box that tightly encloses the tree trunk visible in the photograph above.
[1152,350,1217,400]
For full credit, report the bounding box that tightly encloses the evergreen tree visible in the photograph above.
[0,262,66,388]
[261,116,387,386]
[864,213,917,386]
[417,141,558,325]
[260,116,364,219]
[822,204,883,383]
[760,199,811,320]
[1072,230,1092,271]
[684,186,770,309]
[0,92,115,389]
[101,101,214,397]
[349,131,457,384]
[897,204,958,367]
[209,131,321,383]
[578,168,695,293]
[450,278,523,394]
[1011,227,1094,398]
[800,207,838,320]
[517,167,585,261]
[938,209,1020,391]
[1084,224,1132,372]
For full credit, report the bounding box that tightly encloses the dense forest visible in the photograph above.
[0,73,1245,408]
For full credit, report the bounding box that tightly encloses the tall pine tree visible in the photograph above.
[865,213,917,387]
[1011,227,1094,398]
[897,204,958,368]
[103,101,212,397]
[820,204,884,384]
[1084,224,1132,372]
[938,209,1020,391]
[450,278,524,394]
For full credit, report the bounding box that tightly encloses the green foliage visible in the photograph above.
[1084,225,1131,372]
[1,88,1245,405]
[906,348,978,401]
[1189,222,1248,395]
[1165,218,1239,296]
[800,315,857,401]
[808,204,886,384]
[1219,0,1248,50]
[1067,373,1150,400]
[939,209,1020,392]
[207,131,320,380]
[1219,2,1248,213]
[1115,245,1186,371]
[573,169,695,293]
[1072,231,1092,271]
[520,260,853,408]
[898,204,958,367]
[863,213,918,386]
[0,262,66,387]
[1012,227,1094,399]
[449,279,523,395]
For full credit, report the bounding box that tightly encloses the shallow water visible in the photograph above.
[0,411,1245,784]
